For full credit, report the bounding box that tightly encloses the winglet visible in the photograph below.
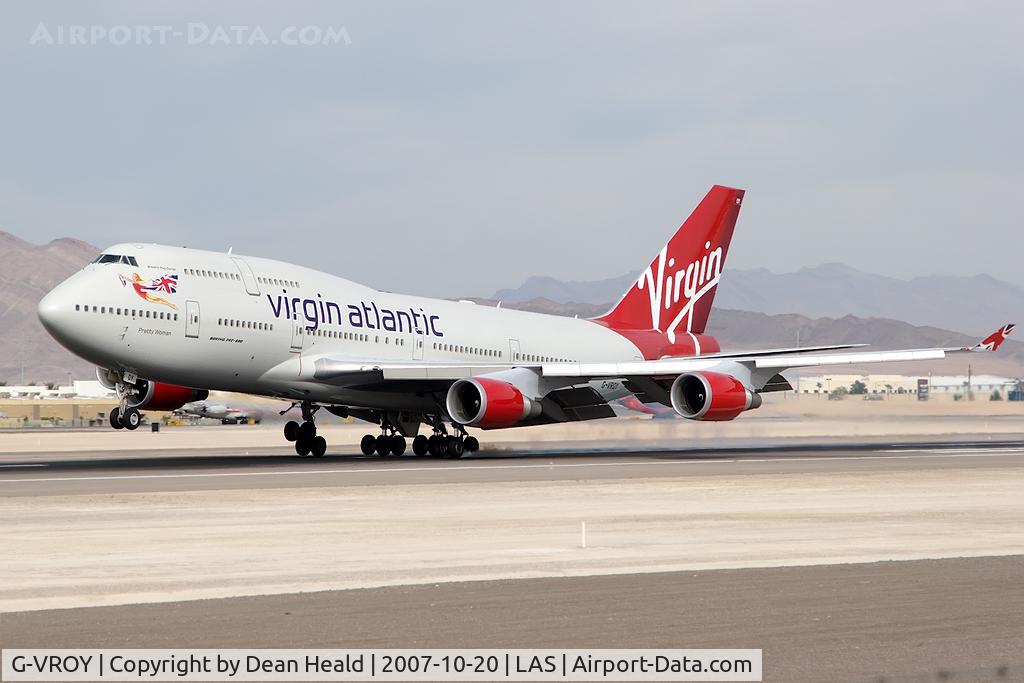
[970,324,1015,352]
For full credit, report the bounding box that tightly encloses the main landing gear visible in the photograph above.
[281,403,481,459]
[358,413,407,456]
[360,431,406,457]
[359,419,480,459]
[283,401,327,457]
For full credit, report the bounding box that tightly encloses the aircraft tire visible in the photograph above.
[375,435,392,457]
[412,435,429,456]
[123,407,142,430]
[445,436,464,459]
[311,435,327,458]
[298,421,316,441]
[109,407,125,430]
[390,435,407,456]
[428,435,442,457]
[464,436,479,452]
[283,420,300,441]
[360,434,376,456]
[295,438,312,457]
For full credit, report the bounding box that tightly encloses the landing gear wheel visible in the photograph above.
[109,407,125,430]
[295,438,312,456]
[428,435,442,457]
[389,435,407,456]
[310,435,327,457]
[122,407,142,430]
[463,436,479,453]
[360,434,376,456]
[283,420,300,442]
[445,436,464,459]
[375,435,393,457]
[412,434,429,456]
[298,421,317,441]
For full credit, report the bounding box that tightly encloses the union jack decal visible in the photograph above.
[151,274,178,294]
[119,272,179,309]
[972,323,1015,352]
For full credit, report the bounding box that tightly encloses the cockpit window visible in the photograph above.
[92,253,139,266]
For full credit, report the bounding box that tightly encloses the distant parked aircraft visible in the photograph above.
[177,400,263,424]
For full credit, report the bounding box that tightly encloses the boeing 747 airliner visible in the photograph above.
[37,186,1014,457]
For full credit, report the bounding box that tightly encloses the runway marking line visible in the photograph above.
[881,447,1024,454]
[0,449,1021,484]
[0,464,47,468]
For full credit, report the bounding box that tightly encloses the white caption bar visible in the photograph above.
[2,649,761,681]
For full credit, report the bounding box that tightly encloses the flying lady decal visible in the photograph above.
[120,272,179,309]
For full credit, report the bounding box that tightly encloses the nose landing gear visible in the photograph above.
[282,402,327,457]
[110,379,142,431]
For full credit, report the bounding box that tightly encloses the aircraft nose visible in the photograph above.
[37,283,73,340]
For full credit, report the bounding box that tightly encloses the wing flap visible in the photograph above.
[753,349,947,370]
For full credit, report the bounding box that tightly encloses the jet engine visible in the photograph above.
[126,380,209,411]
[669,371,762,421]
[96,368,208,411]
[446,377,541,428]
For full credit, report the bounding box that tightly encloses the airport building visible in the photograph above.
[793,373,1019,397]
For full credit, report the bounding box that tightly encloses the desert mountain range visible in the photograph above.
[0,231,1019,383]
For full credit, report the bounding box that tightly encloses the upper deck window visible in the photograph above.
[92,253,139,266]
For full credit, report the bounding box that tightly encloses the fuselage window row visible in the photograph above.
[216,318,273,331]
[305,328,405,346]
[256,276,299,289]
[184,268,239,281]
[73,302,575,361]
[181,269,299,290]
[75,304,178,321]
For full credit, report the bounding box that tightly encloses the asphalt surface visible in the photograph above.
[3,438,1023,682]
[3,556,1022,683]
[1,439,1023,496]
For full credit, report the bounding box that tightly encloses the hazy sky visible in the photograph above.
[1,2,1021,297]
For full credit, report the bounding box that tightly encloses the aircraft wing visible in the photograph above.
[307,325,1014,386]
[547,324,1016,379]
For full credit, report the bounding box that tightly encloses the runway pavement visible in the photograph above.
[3,556,1023,682]
[2,438,1024,496]
[2,437,1023,682]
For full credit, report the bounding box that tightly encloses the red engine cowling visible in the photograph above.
[127,380,209,411]
[669,371,762,421]
[446,377,540,428]
[97,368,208,411]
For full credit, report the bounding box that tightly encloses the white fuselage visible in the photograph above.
[38,243,643,411]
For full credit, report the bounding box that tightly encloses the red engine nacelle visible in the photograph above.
[96,369,208,411]
[127,380,209,411]
[446,377,541,428]
[669,371,762,421]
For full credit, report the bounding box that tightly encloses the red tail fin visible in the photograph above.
[595,185,744,340]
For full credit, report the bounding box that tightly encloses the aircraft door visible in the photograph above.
[231,257,261,296]
[412,332,425,360]
[185,300,200,339]
[509,338,520,363]
[290,319,304,352]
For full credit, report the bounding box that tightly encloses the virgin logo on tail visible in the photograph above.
[638,240,724,343]
[595,185,743,341]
